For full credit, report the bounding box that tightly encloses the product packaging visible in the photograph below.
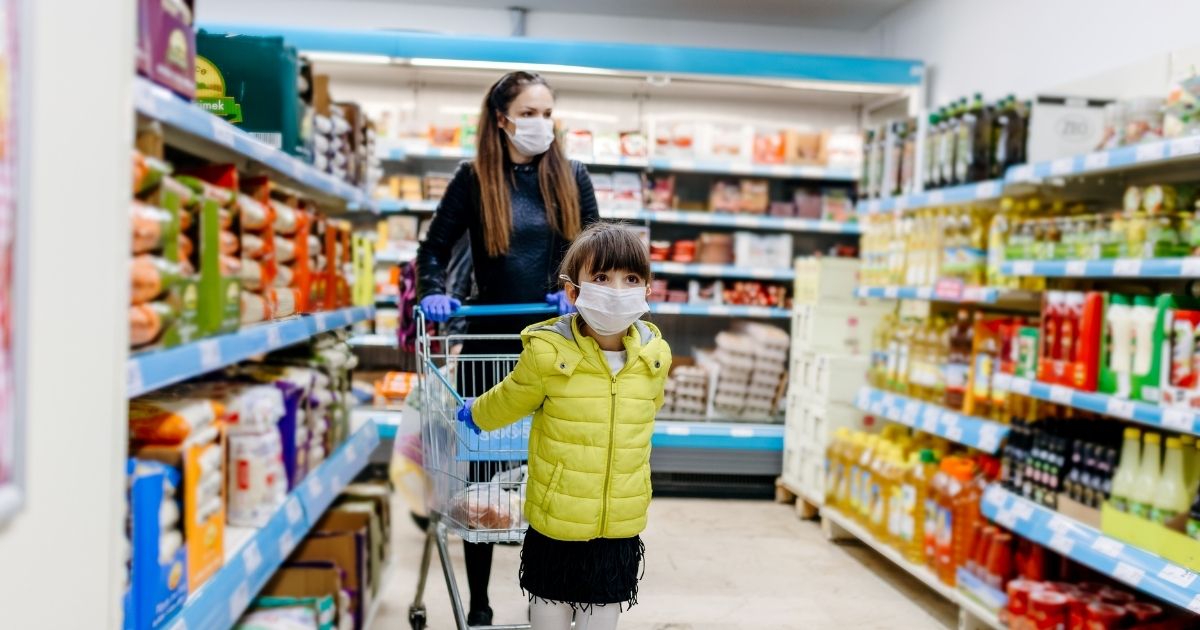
[176,169,242,337]
[138,0,196,100]
[196,32,303,154]
[1037,291,1104,391]
[257,566,345,629]
[128,459,189,630]
[131,168,201,350]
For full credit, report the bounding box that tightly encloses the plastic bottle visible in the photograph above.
[939,103,959,186]
[1187,490,1200,540]
[1106,294,1134,395]
[855,435,880,521]
[1181,434,1198,494]
[944,309,974,411]
[1130,432,1162,520]
[902,450,934,563]
[1060,292,1083,365]
[826,428,848,507]
[1132,296,1158,377]
[968,318,998,417]
[923,112,941,190]
[1109,428,1141,512]
[1152,437,1190,524]
[936,457,978,585]
[847,433,868,516]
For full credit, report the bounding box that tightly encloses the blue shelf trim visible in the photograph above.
[981,484,1200,613]
[651,261,795,281]
[648,303,790,319]
[197,24,923,86]
[376,198,438,213]
[1001,258,1200,279]
[168,421,380,630]
[854,387,1009,454]
[1006,136,1200,184]
[133,77,371,208]
[856,179,1005,215]
[652,421,783,451]
[992,374,1200,436]
[601,208,860,234]
[853,285,1001,303]
[128,307,374,398]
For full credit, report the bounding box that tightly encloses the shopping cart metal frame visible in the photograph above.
[407,304,556,630]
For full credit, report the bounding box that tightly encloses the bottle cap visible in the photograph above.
[1109,294,1130,306]
[920,449,938,464]
[1133,295,1153,307]
[1123,427,1141,440]
[1145,432,1162,445]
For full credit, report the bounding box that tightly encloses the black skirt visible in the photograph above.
[519,527,645,610]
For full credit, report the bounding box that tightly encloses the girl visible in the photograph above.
[417,70,599,624]
[457,223,671,630]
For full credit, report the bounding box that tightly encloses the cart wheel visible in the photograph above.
[408,606,427,630]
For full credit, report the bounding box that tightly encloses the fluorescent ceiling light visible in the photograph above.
[408,57,620,76]
[305,51,395,65]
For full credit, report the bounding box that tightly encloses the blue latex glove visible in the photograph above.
[420,294,461,323]
[545,290,576,315]
[457,397,481,434]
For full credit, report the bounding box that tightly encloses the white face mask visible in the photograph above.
[570,281,649,336]
[504,116,555,157]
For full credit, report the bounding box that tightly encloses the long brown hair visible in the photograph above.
[476,71,581,257]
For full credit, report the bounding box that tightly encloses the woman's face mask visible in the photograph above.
[504,116,555,157]
[560,271,649,336]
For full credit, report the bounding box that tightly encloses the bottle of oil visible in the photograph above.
[904,449,938,563]
[944,309,975,411]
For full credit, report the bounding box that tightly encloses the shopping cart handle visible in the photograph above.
[451,304,558,317]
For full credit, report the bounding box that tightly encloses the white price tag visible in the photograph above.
[992,372,1013,391]
[1048,515,1071,534]
[1159,564,1198,588]
[902,403,921,425]
[708,305,731,316]
[1136,142,1165,163]
[894,198,909,212]
[345,443,359,463]
[883,286,899,299]
[285,497,303,524]
[1011,501,1034,520]
[1011,378,1032,396]
[1182,258,1200,278]
[1009,165,1035,183]
[696,264,722,276]
[210,117,237,147]
[127,359,144,395]
[730,428,755,438]
[198,340,222,371]
[922,413,940,434]
[730,162,754,174]
[666,426,690,436]
[654,303,682,315]
[278,530,296,557]
[996,510,1017,529]
[1011,260,1035,276]
[1049,385,1073,405]
[946,425,964,443]
[1104,397,1135,419]
[266,325,283,349]
[1163,408,1194,432]
[313,312,328,330]
[1050,157,1075,176]
[1189,595,1200,615]
[856,389,871,408]
[1113,258,1143,276]
[975,181,1000,198]
[916,287,933,299]
[985,486,1007,508]
[1113,561,1145,586]
[870,401,885,415]
[241,540,262,574]
[307,476,325,500]
[1169,136,1200,158]
[1083,152,1111,170]
[733,215,757,228]
[978,433,999,453]
[229,582,250,618]
[1091,536,1125,558]
[1065,260,1087,276]
[673,159,696,171]
[1048,533,1074,555]
[927,191,944,205]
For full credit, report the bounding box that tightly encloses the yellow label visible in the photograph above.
[195,56,225,99]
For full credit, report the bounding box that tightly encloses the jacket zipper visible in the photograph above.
[601,372,617,535]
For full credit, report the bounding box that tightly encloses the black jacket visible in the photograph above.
[417,159,599,304]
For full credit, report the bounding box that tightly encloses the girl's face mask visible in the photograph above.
[560,273,649,336]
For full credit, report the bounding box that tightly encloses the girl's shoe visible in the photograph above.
[467,607,493,626]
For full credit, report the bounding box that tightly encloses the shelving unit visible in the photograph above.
[821,507,1005,630]
[854,285,1001,304]
[377,198,438,213]
[601,208,861,234]
[127,306,375,398]
[991,374,1200,435]
[169,421,381,630]
[651,261,795,281]
[981,484,1200,614]
[1006,135,1200,184]
[857,179,1005,215]
[133,76,372,209]
[648,303,790,319]
[1001,258,1200,279]
[854,386,1009,454]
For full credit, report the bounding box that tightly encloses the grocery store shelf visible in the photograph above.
[1001,257,1200,279]
[376,198,438,213]
[651,261,795,281]
[128,306,374,398]
[133,76,371,209]
[981,483,1200,614]
[375,248,416,264]
[854,285,1001,304]
[349,333,397,348]
[600,207,861,234]
[169,421,380,630]
[822,507,1005,630]
[991,374,1200,436]
[856,179,1005,215]
[652,421,783,451]
[649,303,790,319]
[1006,135,1200,184]
[854,386,1009,454]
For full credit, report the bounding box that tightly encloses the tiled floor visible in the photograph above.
[372,498,957,630]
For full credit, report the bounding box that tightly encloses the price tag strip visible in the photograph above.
[853,386,1008,453]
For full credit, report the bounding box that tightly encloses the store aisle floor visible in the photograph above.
[373,498,957,629]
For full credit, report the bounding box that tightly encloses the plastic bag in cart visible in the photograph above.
[388,381,429,517]
[451,465,528,530]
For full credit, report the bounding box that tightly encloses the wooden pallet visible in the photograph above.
[775,477,820,520]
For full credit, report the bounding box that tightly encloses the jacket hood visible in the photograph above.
[522,315,666,375]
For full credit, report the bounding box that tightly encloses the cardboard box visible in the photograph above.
[128,459,189,630]
[260,565,343,624]
[314,510,373,627]
[1026,95,1112,163]
[1101,502,1200,572]
[140,0,196,100]
[1055,493,1101,529]
[292,532,366,618]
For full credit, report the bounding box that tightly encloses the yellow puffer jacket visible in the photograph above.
[473,315,671,541]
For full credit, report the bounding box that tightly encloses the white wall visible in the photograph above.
[0,0,132,627]
[869,0,1200,105]
[196,0,874,57]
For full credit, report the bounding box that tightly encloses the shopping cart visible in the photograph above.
[408,304,556,630]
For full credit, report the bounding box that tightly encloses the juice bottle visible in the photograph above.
[902,450,935,563]
[1130,432,1162,519]
[944,309,974,411]
[934,458,962,583]
[1109,428,1141,512]
[1152,437,1190,524]
[948,459,981,586]
[922,450,943,566]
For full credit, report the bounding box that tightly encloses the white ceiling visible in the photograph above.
[402,0,910,31]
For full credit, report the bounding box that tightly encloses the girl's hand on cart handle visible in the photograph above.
[545,290,576,315]
[421,294,461,322]
[457,398,482,434]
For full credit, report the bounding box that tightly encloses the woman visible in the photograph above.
[416,70,600,626]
